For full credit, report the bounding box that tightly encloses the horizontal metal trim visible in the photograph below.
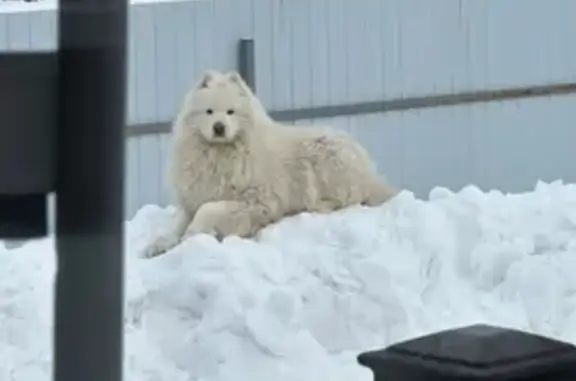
[125,121,170,136]
[126,81,576,137]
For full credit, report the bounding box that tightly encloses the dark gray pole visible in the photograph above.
[54,0,127,378]
[238,38,256,93]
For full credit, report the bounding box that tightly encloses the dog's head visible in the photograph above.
[178,70,260,145]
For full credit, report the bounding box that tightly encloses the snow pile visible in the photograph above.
[2,181,576,381]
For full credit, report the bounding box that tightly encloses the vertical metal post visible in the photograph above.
[54,0,127,378]
[238,38,256,93]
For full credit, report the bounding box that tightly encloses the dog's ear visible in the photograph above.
[225,71,244,84]
[224,71,253,94]
[196,70,220,89]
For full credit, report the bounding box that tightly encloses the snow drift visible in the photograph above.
[2,181,576,381]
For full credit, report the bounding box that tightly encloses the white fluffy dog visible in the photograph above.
[144,70,397,257]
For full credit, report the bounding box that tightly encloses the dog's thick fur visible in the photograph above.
[144,70,397,257]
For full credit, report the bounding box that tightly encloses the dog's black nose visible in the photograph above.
[213,121,225,137]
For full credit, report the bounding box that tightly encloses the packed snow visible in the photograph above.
[2,181,576,381]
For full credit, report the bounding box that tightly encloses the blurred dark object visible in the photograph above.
[53,0,127,379]
[0,0,126,380]
[358,324,576,380]
[0,52,56,238]
[0,195,48,238]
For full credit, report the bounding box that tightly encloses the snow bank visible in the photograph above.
[2,181,576,381]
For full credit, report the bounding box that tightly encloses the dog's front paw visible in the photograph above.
[181,227,222,242]
[142,235,178,258]
[182,201,243,242]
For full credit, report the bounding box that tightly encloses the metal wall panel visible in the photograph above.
[2,0,576,219]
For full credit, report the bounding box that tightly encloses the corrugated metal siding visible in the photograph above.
[126,133,173,215]
[347,95,576,197]
[3,1,576,114]
[1,0,576,219]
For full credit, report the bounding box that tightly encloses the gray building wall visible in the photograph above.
[1,0,576,219]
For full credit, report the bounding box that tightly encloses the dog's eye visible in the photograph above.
[206,109,213,115]
[226,109,235,115]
